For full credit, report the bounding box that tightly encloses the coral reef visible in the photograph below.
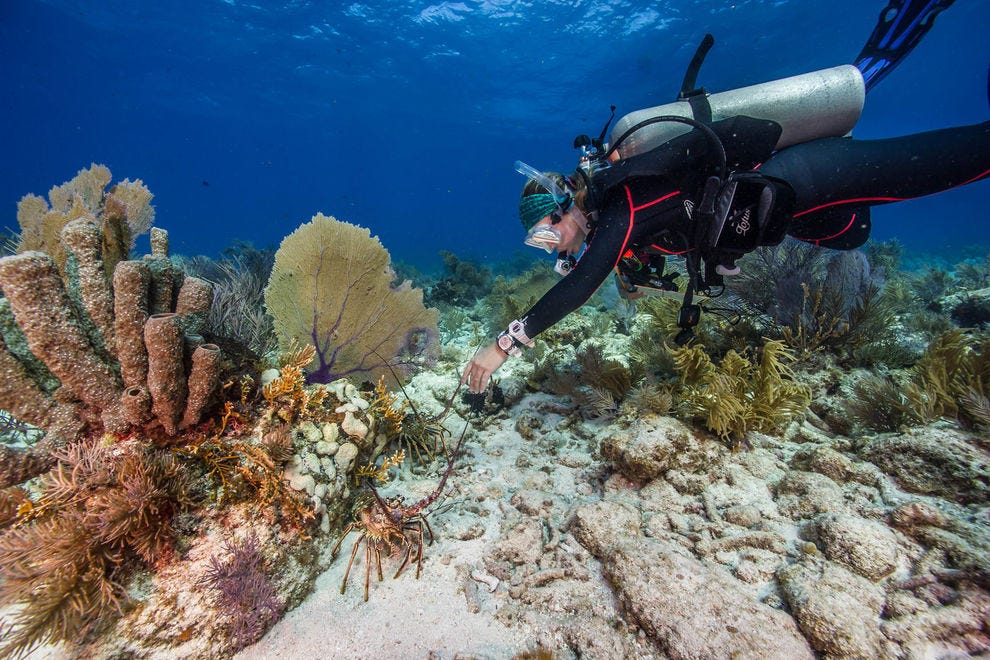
[15,164,153,272]
[846,329,990,432]
[728,241,905,365]
[264,213,439,384]
[482,266,560,335]
[0,170,428,657]
[4,160,988,659]
[177,242,278,358]
[424,250,493,308]
[0,168,226,488]
[200,533,284,652]
[0,439,196,658]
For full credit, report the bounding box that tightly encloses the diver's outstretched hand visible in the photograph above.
[461,343,508,394]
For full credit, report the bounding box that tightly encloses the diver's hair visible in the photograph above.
[520,171,589,213]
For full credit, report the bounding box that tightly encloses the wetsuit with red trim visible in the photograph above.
[761,120,990,249]
[514,118,990,341]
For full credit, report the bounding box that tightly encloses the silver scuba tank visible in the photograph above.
[609,64,866,159]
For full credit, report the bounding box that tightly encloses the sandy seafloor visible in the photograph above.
[233,367,989,659]
[238,386,591,659]
[16,355,990,659]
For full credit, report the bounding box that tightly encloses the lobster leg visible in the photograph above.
[374,544,385,582]
[394,538,415,579]
[422,516,436,546]
[412,521,426,579]
[330,524,356,558]
[364,543,373,602]
[340,534,364,595]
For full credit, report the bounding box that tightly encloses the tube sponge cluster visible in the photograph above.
[0,168,221,487]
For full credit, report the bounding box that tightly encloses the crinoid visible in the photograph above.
[330,425,467,601]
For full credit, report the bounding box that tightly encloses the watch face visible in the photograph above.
[498,334,514,351]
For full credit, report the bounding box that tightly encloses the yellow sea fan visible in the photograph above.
[264,213,438,384]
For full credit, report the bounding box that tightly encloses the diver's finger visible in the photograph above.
[473,368,489,393]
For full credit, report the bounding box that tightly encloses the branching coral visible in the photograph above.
[15,164,154,274]
[903,330,989,424]
[364,376,444,466]
[728,242,900,364]
[481,266,559,335]
[529,341,636,418]
[845,330,990,431]
[425,250,493,308]
[670,340,812,442]
[177,242,278,357]
[354,449,405,485]
[624,380,675,416]
[261,344,327,421]
[845,374,915,432]
[264,213,439,384]
[578,343,636,401]
[909,266,956,311]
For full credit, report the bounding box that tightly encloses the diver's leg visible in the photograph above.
[760,120,990,217]
[788,206,872,250]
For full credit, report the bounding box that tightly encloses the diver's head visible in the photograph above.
[518,171,590,255]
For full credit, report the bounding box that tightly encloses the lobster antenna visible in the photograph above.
[369,348,464,424]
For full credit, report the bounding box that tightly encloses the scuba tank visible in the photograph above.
[609,64,866,160]
[571,34,867,343]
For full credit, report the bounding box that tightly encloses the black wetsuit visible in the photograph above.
[516,118,990,340]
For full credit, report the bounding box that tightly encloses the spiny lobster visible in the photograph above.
[330,423,467,601]
[331,353,469,601]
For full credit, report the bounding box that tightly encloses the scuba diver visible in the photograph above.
[462,1,989,394]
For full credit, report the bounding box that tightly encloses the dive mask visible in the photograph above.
[524,222,562,253]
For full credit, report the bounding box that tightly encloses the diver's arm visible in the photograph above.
[461,343,508,394]
[461,200,631,394]
[515,203,631,340]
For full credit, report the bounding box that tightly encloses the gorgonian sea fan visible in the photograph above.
[264,213,439,384]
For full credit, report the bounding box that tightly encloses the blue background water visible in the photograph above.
[2,1,987,271]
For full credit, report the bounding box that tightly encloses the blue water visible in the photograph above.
[2,1,988,271]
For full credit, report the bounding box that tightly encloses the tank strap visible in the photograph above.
[686,94,713,125]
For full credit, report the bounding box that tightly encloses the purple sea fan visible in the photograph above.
[201,533,284,651]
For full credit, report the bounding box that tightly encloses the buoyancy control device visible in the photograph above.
[571,34,867,342]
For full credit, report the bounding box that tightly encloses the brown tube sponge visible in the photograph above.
[144,312,187,435]
[121,385,153,426]
[176,276,213,336]
[0,336,57,430]
[0,251,121,411]
[0,437,59,490]
[113,260,150,388]
[60,218,115,349]
[180,343,221,430]
[145,256,175,315]
[150,226,169,257]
